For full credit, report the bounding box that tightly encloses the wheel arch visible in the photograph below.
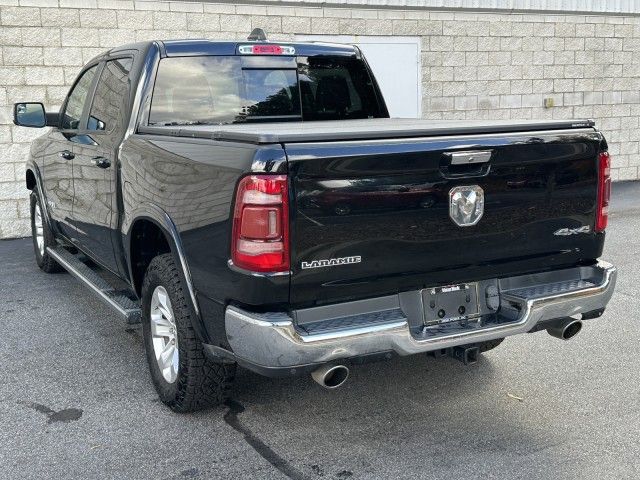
[25,164,53,231]
[125,206,201,324]
[26,169,36,190]
[127,217,171,297]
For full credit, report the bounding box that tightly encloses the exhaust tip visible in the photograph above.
[562,320,582,340]
[547,318,583,341]
[311,364,349,389]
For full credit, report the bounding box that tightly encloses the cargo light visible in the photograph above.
[231,175,289,273]
[595,151,611,233]
[238,44,295,55]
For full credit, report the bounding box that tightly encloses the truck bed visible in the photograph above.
[136,116,604,309]
[139,118,596,144]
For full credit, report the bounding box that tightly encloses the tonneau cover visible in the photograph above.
[138,118,596,144]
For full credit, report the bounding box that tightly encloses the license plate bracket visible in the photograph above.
[422,283,480,326]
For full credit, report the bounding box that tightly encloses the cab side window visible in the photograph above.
[88,58,133,133]
[61,65,98,130]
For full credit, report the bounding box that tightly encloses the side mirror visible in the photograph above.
[14,102,46,128]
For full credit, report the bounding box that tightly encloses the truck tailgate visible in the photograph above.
[287,127,604,307]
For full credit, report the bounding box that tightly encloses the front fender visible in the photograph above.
[25,161,53,230]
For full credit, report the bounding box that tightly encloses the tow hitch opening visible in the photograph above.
[452,345,480,365]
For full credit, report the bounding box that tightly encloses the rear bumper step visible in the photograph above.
[47,246,141,324]
[223,261,616,375]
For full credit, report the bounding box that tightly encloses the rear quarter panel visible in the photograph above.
[118,134,290,312]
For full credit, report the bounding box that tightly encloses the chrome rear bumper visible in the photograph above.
[224,261,616,375]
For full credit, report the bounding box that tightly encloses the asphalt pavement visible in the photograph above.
[1,182,639,480]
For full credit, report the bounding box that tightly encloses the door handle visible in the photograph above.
[93,156,111,169]
[59,150,74,160]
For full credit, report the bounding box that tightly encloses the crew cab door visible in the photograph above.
[71,57,133,273]
[42,65,98,240]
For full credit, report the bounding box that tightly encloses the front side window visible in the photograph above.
[148,55,384,126]
[61,65,98,130]
[88,58,133,132]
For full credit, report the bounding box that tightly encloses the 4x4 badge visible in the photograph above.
[554,226,591,236]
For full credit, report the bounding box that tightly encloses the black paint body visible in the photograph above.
[287,131,605,307]
[23,39,607,355]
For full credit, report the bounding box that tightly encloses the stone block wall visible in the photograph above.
[0,0,638,237]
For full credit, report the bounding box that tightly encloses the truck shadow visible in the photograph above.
[226,353,566,478]
[232,352,501,407]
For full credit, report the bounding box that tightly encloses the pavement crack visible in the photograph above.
[223,399,309,480]
[18,401,83,424]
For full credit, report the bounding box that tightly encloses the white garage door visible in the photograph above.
[295,35,422,119]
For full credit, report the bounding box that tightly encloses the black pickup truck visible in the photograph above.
[14,34,616,412]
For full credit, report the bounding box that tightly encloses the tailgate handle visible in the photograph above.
[447,150,492,165]
[441,150,493,179]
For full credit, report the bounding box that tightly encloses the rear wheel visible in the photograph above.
[30,191,62,273]
[141,253,236,412]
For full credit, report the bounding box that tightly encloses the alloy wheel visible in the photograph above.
[34,200,45,257]
[150,286,179,383]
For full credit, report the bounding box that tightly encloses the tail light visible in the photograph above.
[231,175,289,273]
[595,151,611,233]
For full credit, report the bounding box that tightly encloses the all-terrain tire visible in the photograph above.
[141,253,236,412]
[30,191,63,273]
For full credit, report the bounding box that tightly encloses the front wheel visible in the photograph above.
[30,191,62,273]
[141,253,236,412]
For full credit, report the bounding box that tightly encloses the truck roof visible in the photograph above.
[160,39,358,57]
[101,39,358,59]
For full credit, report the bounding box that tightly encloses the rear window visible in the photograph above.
[148,55,384,126]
